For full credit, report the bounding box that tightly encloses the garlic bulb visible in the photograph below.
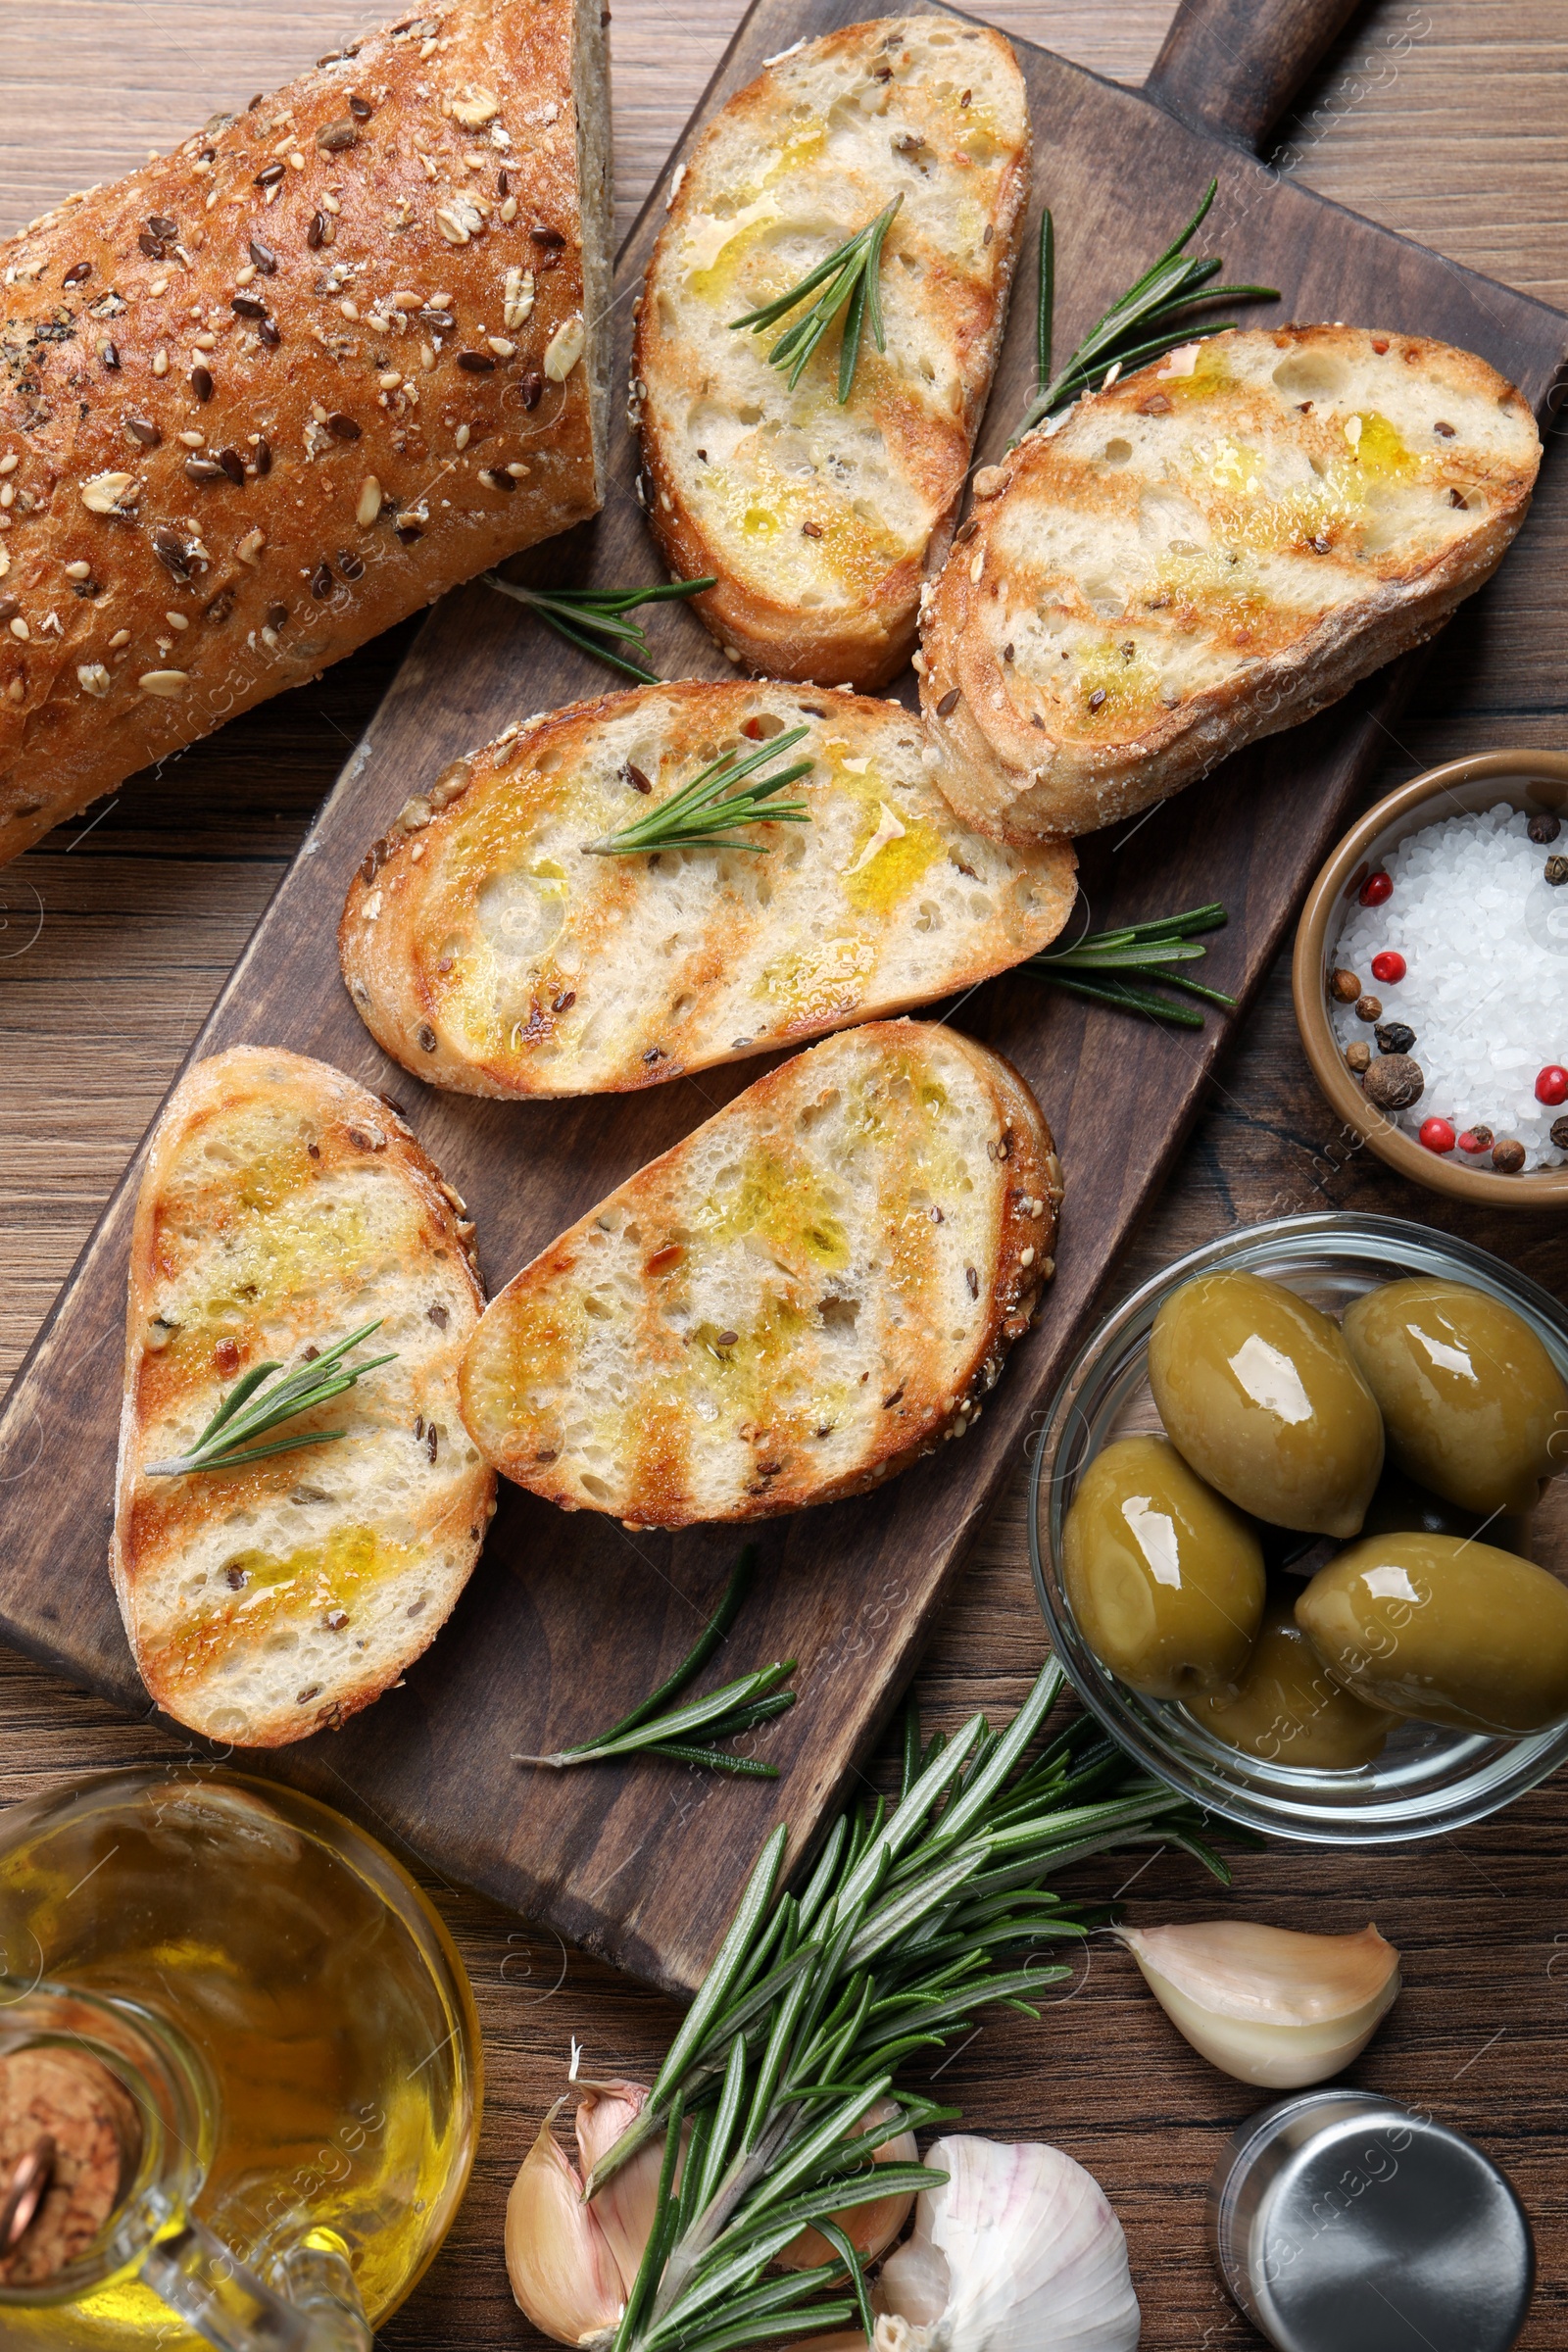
[506,2078,667,2347]
[1114,1919,1399,2087]
[870,2134,1139,2352]
[507,2074,906,2344]
[781,2097,918,2274]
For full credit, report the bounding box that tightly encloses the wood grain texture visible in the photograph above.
[2,4,1567,2349]
[4,0,1562,2003]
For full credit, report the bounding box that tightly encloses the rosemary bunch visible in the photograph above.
[1014,180,1277,443]
[485,573,716,684]
[1031,900,1235,1029]
[584,727,813,858]
[731,196,902,404]
[514,1548,799,1780]
[144,1320,397,1477]
[583,1656,1229,2352]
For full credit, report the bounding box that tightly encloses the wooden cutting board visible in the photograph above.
[0,0,1563,1997]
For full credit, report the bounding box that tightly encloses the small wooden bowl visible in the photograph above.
[1292,749,1568,1208]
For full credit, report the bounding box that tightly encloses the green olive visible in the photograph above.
[1062,1434,1265,1701]
[1343,1278,1568,1517]
[1148,1272,1384,1538]
[1361,1463,1531,1559]
[1296,1533,1568,1737]
[1189,1594,1395,1769]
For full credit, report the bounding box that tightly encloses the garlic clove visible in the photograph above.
[874,2134,1139,2352]
[780,2096,918,2274]
[572,2078,665,2301]
[1115,1919,1400,2087]
[505,2102,625,2346]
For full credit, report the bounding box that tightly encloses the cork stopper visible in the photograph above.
[0,2048,142,2285]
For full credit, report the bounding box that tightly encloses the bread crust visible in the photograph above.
[633,16,1029,691]
[918,324,1542,842]
[458,1019,1061,1527]
[0,0,611,863]
[338,677,1076,1095]
[113,1046,493,1746]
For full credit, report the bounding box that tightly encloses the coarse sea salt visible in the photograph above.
[1330,802,1568,1170]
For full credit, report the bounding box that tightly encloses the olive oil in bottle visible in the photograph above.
[0,1767,480,2348]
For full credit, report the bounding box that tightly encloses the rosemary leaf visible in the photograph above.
[1030,897,1235,1027]
[594,1544,757,1740]
[584,727,813,858]
[143,1320,397,1478]
[564,1657,1235,2352]
[485,571,716,684]
[513,1669,794,1768]
[512,1547,798,1778]
[642,1744,782,1781]
[731,196,902,404]
[1014,180,1278,443]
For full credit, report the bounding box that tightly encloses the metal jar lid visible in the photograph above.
[1207,2087,1535,2352]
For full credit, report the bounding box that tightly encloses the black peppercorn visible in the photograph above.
[1528,811,1561,846]
[1551,1115,1568,1151]
[1545,855,1568,887]
[1374,1021,1416,1056]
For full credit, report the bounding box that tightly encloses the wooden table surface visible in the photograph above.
[4,3,1568,2346]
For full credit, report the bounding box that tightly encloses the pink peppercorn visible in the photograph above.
[1457,1129,1492,1155]
[1358,870,1394,907]
[1370,951,1405,984]
[1419,1117,1456,1154]
[1536,1064,1568,1106]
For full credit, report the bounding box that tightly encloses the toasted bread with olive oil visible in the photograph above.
[339,680,1076,1097]
[633,16,1030,691]
[919,324,1542,842]
[112,1047,494,1747]
[458,1020,1060,1528]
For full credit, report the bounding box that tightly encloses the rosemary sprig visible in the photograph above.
[731,195,902,403]
[1014,180,1277,443]
[583,726,812,858]
[143,1319,398,1478]
[484,572,716,684]
[573,1656,1231,2352]
[514,1547,800,1779]
[1030,899,1235,1029]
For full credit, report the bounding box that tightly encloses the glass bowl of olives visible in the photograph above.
[1030,1212,1568,1844]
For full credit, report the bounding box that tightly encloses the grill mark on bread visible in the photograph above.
[458,1021,1060,1525]
[918,323,1541,844]
[112,1046,492,1745]
[338,678,1076,1098]
[632,17,1031,692]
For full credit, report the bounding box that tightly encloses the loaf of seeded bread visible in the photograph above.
[633,16,1030,691]
[459,1020,1061,1527]
[919,324,1542,843]
[0,0,612,864]
[113,1046,493,1746]
[338,677,1077,1095]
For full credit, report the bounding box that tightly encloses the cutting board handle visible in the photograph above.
[1144,0,1362,152]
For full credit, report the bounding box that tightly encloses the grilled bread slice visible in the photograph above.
[459,1020,1060,1527]
[339,679,1076,1097]
[633,17,1030,691]
[113,1047,493,1746]
[919,324,1542,843]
